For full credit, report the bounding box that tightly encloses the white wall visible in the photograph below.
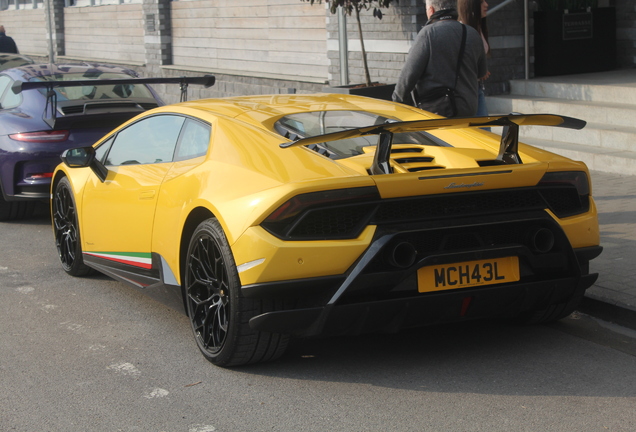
[171,0,329,82]
[64,4,145,64]
[0,7,48,55]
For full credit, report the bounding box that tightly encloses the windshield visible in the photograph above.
[274,110,450,159]
[30,72,155,101]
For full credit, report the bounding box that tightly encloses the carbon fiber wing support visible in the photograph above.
[280,113,587,174]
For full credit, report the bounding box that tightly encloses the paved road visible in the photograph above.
[1,209,636,432]
[586,171,636,316]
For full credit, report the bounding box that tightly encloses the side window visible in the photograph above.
[0,75,20,109]
[94,136,114,163]
[104,115,186,166]
[175,119,211,161]
[0,76,10,101]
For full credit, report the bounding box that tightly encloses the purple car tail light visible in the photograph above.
[9,130,70,143]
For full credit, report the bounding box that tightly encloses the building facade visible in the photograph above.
[0,0,634,103]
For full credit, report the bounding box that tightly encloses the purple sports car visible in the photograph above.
[0,63,213,220]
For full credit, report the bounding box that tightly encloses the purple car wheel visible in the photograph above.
[52,177,92,277]
[0,195,35,221]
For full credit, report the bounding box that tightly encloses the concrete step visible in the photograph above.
[488,95,636,129]
[518,122,636,153]
[519,136,636,175]
[507,70,636,104]
[484,70,636,175]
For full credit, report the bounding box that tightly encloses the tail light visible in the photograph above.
[538,171,590,217]
[538,171,589,195]
[9,130,70,143]
[262,187,380,240]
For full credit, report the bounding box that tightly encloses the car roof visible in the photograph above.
[170,93,425,131]
[0,53,33,62]
[177,93,409,119]
[0,53,34,71]
[3,63,139,81]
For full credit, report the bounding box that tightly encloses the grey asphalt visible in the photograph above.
[580,171,636,330]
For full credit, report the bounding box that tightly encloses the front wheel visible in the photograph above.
[52,177,93,277]
[184,218,289,367]
[0,194,35,221]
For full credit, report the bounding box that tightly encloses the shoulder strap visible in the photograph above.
[453,24,467,90]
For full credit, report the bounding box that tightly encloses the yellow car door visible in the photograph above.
[80,114,187,262]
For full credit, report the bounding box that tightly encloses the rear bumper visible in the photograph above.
[0,129,108,200]
[0,153,58,200]
[249,272,598,336]
[242,209,602,337]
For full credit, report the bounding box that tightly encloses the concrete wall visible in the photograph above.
[325,0,422,87]
[171,0,328,82]
[0,0,634,102]
[63,4,145,64]
[0,6,48,55]
[487,0,527,94]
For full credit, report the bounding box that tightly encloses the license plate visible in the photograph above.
[417,256,520,293]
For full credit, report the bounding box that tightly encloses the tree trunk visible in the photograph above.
[355,6,372,87]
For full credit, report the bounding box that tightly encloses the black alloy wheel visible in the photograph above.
[52,177,92,276]
[185,218,289,367]
[186,223,231,357]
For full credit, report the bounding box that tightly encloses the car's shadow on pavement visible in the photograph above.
[238,316,636,398]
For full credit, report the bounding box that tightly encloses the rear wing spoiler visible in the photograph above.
[11,75,215,95]
[280,114,586,174]
[11,75,215,129]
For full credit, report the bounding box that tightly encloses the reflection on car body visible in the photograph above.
[51,93,602,367]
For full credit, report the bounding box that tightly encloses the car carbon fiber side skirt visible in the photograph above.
[83,252,185,313]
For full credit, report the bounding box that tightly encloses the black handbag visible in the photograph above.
[414,24,467,117]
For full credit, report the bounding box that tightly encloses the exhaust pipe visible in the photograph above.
[386,241,417,268]
[527,227,555,253]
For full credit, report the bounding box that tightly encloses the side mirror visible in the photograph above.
[61,146,94,167]
[60,146,108,182]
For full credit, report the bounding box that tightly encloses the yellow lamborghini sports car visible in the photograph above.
[52,93,602,367]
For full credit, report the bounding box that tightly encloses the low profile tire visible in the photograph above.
[184,218,289,367]
[52,177,93,277]
[0,194,35,221]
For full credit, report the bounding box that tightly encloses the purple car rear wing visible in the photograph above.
[10,75,215,129]
[11,75,215,95]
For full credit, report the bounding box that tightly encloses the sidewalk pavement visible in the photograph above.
[579,171,636,330]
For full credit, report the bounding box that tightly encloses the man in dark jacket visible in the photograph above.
[0,26,19,54]
[393,0,487,117]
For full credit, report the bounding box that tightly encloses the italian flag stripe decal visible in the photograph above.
[84,252,152,269]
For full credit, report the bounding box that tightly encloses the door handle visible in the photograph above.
[139,190,156,200]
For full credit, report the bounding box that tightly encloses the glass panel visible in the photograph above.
[28,71,155,101]
[105,115,185,166]
[0,75,21,108]
[175,118,210,161]
[274,110,451,160]
[95,136,114,164]
[0,75,12,101]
